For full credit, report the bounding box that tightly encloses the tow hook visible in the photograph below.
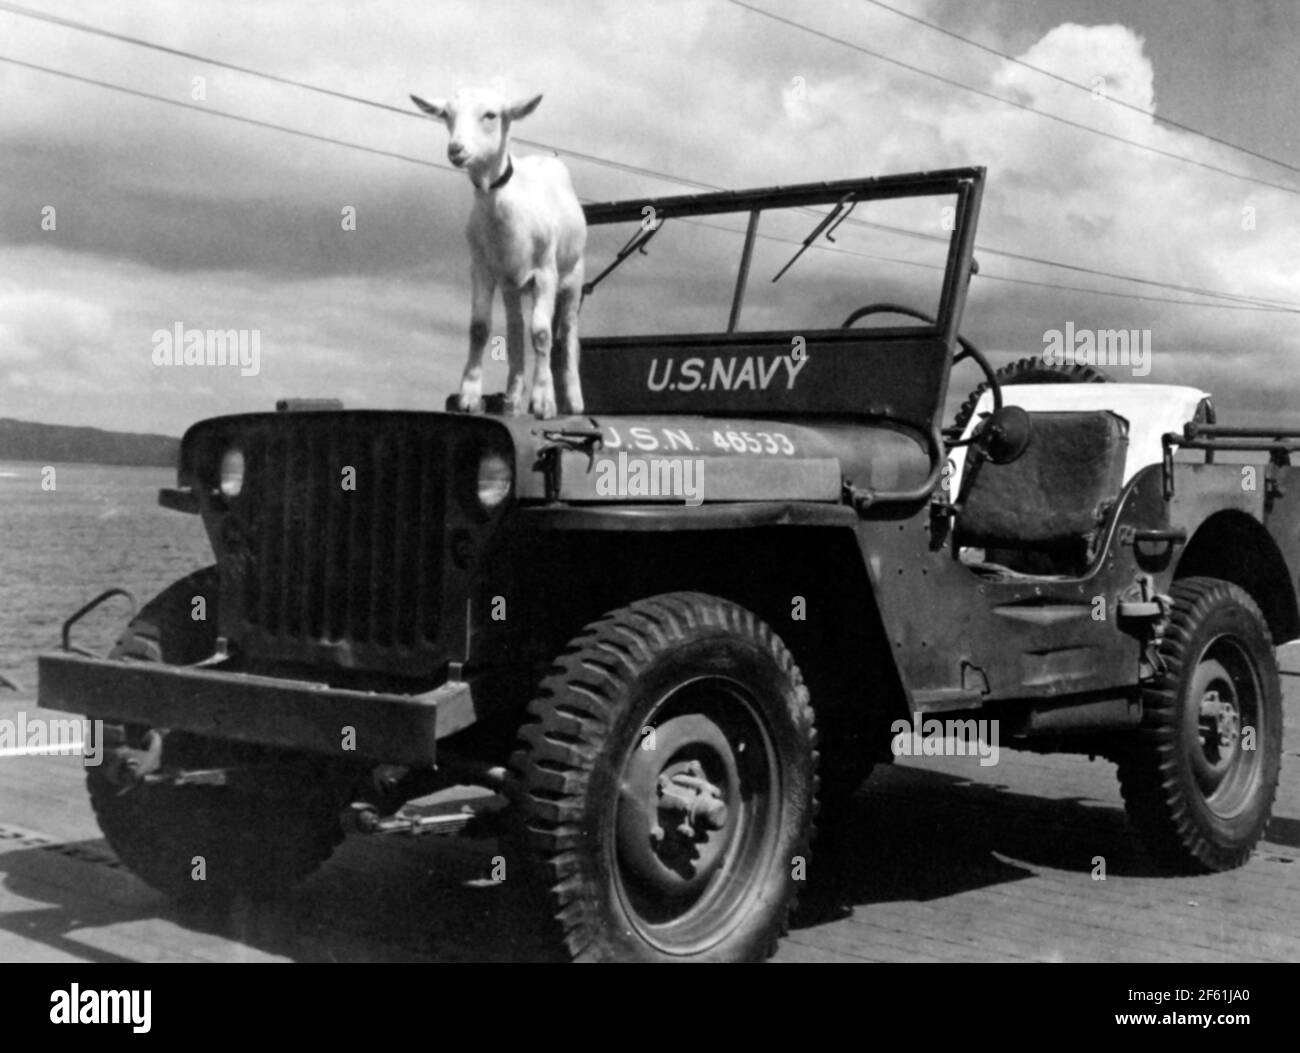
[106,729,164,789]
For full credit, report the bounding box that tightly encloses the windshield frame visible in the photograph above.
[580,166,986,349]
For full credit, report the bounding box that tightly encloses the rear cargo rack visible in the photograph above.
[1162,422,1300,498]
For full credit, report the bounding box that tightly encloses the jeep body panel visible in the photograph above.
[878,456,1300,717]
[37,163,1300,765]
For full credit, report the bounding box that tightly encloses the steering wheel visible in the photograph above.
[840,302,1002,421]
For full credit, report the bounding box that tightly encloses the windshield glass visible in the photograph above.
[578,191,958,337]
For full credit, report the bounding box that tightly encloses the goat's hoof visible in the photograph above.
[456,394,482,413]
[530,387,557,419]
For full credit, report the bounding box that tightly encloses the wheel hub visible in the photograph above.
[652,762,729,844]
[617,711,741,900]
[1199,691,1240,753]
[1186,651,1258,800]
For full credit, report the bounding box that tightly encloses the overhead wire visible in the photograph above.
[723,0,1300,198]
[860,0,1300,176]
[1,6,1295,314]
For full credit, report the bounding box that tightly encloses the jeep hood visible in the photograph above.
[499,413,931,504]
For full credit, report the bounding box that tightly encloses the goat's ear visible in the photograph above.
[410,94,448,119]
[505,94,543,122]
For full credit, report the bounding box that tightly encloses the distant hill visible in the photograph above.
[0,418,179,468]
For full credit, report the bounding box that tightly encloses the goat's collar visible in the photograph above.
[478,156,514,193]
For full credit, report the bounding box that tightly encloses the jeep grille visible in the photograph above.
[220,416,449,667]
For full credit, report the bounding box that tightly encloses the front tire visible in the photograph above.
[509,592,818,962]
[89,735,349,904]
[1116,577,1282,872]
[88,567,349,904]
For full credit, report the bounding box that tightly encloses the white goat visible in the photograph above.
[410,87,586,418]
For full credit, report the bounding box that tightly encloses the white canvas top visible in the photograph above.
[948,383,1210,498]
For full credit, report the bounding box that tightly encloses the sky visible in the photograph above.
[1,0,1298,436]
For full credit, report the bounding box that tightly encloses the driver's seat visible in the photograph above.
[954,410,1129,577]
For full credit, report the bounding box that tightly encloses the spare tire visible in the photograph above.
[953,356,1112,433]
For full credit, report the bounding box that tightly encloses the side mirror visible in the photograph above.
[974,404,1031,465]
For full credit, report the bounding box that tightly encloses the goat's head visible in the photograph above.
[410,88,542,182]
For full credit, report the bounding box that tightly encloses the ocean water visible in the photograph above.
[0,461,212,694]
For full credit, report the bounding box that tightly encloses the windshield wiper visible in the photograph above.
[581,221,665,302]
[771,193,858,283]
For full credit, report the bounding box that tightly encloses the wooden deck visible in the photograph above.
[1,650,1298,963]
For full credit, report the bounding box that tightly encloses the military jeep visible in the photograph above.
[39,167,1295,962]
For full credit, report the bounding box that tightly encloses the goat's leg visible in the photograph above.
[502,285,527,415]
[552,264,584,415]
[528,268,558,419]
[458,262,496,412]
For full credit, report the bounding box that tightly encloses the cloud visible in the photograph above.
[0,284,112,373]
[995,23,1157,115]
[1,2,1297,434]
[0,245,472,431]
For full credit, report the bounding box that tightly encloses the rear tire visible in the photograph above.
[509,592,818,962]
[1115,577,1282,872]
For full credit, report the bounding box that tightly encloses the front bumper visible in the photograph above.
[37,653,476,767]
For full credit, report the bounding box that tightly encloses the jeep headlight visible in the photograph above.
[219,447,245,498]
[476,450,513,510]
